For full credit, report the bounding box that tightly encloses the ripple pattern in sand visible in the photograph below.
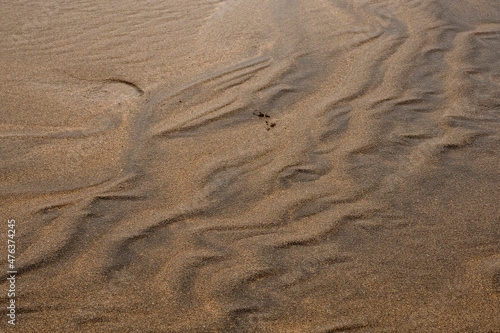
[1,0,499,332]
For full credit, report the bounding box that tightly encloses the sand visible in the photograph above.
[1,0,499,332]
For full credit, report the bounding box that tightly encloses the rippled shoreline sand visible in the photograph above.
[1,0,499,332]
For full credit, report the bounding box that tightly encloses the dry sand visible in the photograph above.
[1,0,499,332]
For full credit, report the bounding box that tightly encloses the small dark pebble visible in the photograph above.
[253,111,270,118]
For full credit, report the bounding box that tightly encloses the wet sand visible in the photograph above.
[1,0,499,332]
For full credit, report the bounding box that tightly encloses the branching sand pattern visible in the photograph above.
[0,0,499,332]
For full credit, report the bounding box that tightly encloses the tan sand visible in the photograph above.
[1,0,499,332]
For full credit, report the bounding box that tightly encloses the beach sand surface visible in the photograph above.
[0,0,499,332]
